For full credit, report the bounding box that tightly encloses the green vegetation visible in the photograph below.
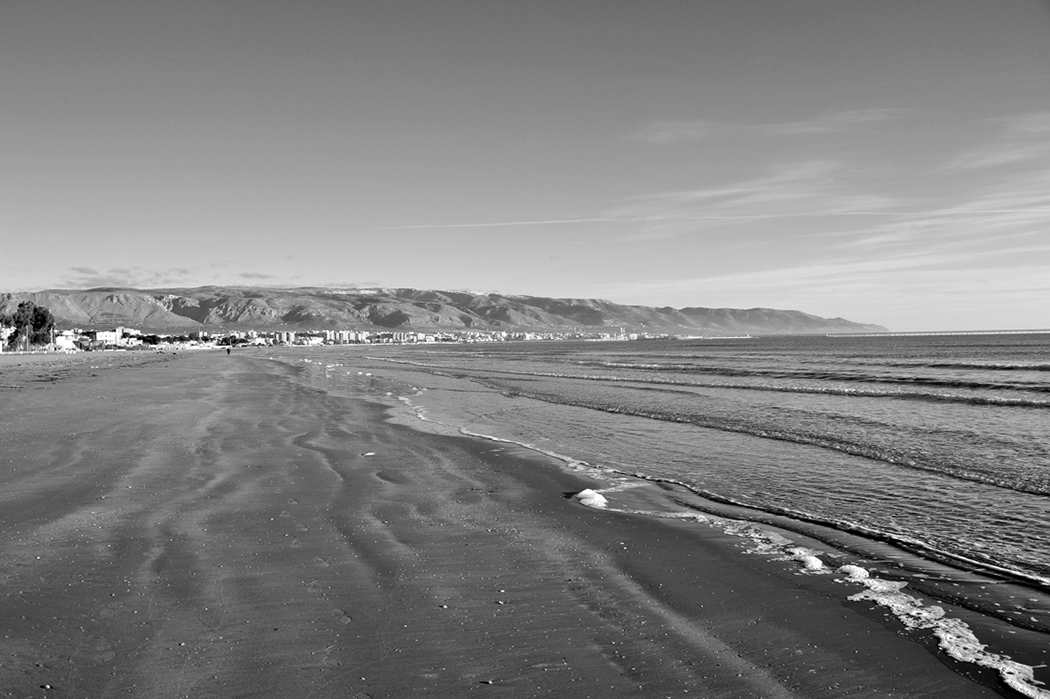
[1,301,56,350]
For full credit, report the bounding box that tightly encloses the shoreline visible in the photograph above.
[379,400,1048,699]
[0,352,1026,697]
[288,348,1050,697]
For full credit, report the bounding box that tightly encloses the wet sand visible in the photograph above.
[0,352,1008,698]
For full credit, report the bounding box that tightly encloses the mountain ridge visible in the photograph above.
[0,286,888,335]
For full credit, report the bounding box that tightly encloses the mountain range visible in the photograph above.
[0,287,888,335]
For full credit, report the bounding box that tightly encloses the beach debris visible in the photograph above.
[573,489,608,509]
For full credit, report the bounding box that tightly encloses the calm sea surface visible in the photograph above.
[277,333,1050,696]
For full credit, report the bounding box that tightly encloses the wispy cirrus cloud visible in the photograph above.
[596,108,1050,329]
[821,163,1050,261]
[612,116,1050,253]
[605,160,906,242]
[630,120,719,144]
[377,217,618,231]
[589,144,1050,329]
[377,163,904,243]
[631,109,911,144]
[942,112,1050,171]
[766,109,912,135]
[587,254,1050,331]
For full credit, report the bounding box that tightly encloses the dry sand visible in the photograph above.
[0,351,1008,698]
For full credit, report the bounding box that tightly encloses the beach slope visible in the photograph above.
[0,352,1003,698]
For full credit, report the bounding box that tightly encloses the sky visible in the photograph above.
[3,1,1050,331]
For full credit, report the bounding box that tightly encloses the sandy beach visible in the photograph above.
[0,351,1011,698]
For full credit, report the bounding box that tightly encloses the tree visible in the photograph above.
[3,301,56,350]
[30,304,55,345]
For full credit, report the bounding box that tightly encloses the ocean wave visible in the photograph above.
[365,356,1050,408]
[364,355,1050,497]
[882,361,1050,373]
[615,374,1050,409]
[600,362,1050,394]
[369,375,1050,699]
[847,579,1050,699]
[579,481,1050,698]
[620,472,1050,595]
[470,381,1050,498]
[361,354,1050,575]
[576,482,1049,697]
[390,381,1050,595]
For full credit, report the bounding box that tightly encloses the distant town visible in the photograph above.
[1,325,673,353]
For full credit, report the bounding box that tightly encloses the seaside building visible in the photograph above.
[330,329,367,344]
[94,329,122,346]
[54,331,78,351]
[91,327,144,348]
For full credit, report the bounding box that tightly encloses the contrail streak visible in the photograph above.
[378,208,1050,231]
[378,218,619,230]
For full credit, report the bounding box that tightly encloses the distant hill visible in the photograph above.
[0,286,888,335]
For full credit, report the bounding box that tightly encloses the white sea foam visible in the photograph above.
[837,564,870,581]
[596,481,649,494]
[787,547,826,571]
[723,520,1050,696]
[574,489,608,508]
[658,511,711,524]
[721,522,796,557]
[848,578,1050,698]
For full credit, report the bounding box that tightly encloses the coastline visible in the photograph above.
[0,351,1020,697]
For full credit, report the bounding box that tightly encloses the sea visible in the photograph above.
[275,332,1050,697]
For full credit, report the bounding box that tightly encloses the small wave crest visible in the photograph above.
[848,577,1050,699]
[367,355,1050,409]
[589,492,1050,698]
[718,522,1050,698]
